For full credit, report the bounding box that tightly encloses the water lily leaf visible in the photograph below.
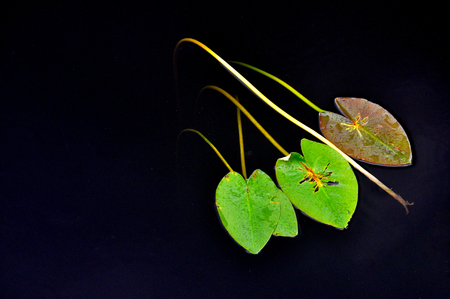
[273,188,298,237]
[215,169,281,254]
[275,139,358,229]
[319,97,412,166]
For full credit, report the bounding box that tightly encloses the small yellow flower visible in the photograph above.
[340,113,369,138]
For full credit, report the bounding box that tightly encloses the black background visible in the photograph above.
[1,1,449,298]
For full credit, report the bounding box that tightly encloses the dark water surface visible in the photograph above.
[1,1,449,298]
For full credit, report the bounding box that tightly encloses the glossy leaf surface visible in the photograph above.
[319,97,412,166]
[272,188,298,237]
[276,139,358,229]
[215,170,281,254]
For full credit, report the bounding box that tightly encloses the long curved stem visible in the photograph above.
[178,129,234,173]
[200,86,289,157]
[229,61,327,113]
[174,38,412,213]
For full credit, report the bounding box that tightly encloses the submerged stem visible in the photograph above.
[229,61,327,113]
[178,129,234,173]
[174,38,412,213]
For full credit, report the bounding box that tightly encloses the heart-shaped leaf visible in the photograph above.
[215,169,281,254]
[275,139,358,229]
[319,97,412,166]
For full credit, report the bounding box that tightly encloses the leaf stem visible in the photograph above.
[175,38,412,213]
[236,95,247,179]
[229,61,328,113]
[178,129,234,173]
[200,86,289,157]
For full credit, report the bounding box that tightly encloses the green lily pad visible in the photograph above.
[319,97,412,166]
[215,169,281,254]
[275,139,358,229]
